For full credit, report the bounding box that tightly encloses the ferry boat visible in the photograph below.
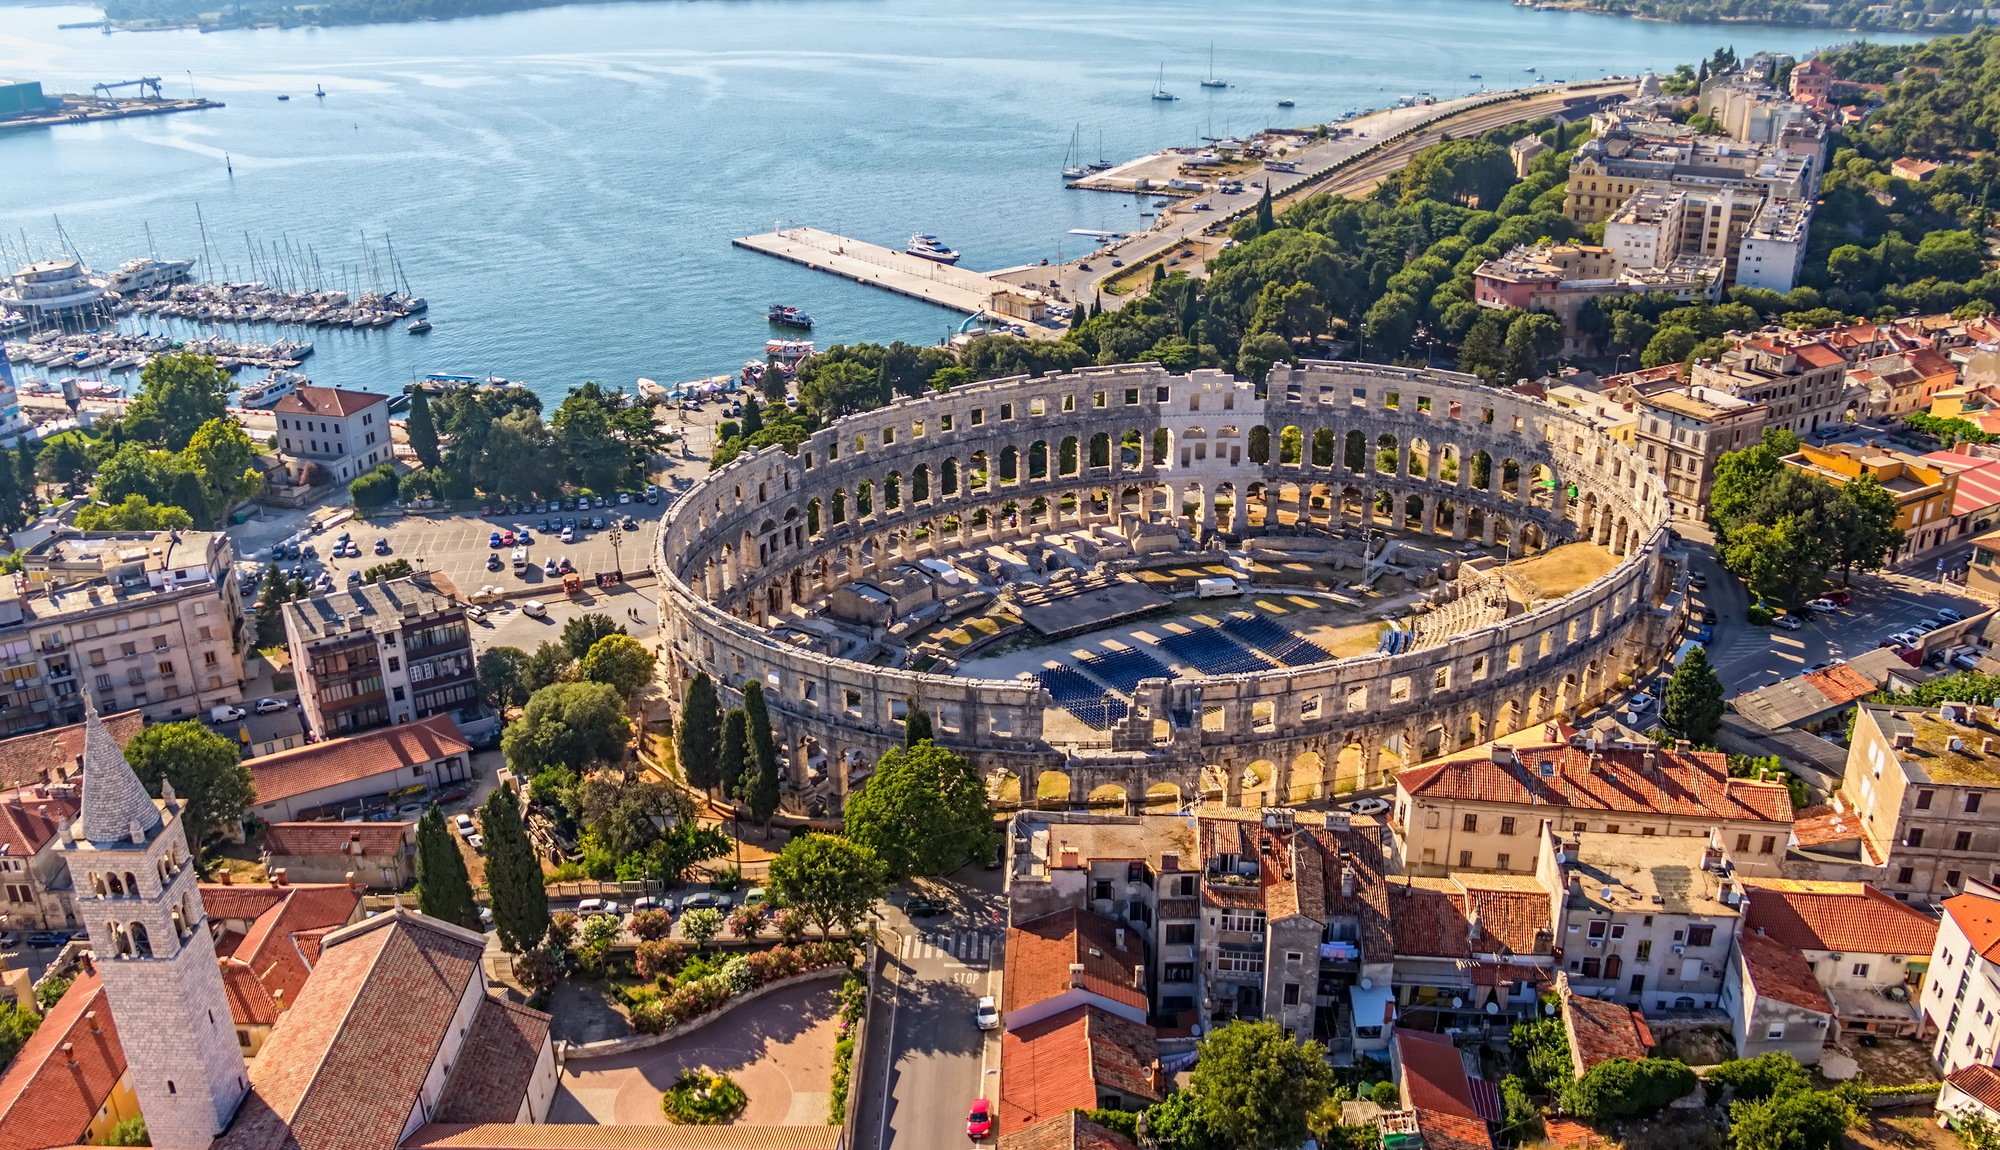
[238,369,305,408]
[102,257,195,296]
[1469,73,1483,79]
[906,234,962,265]
[768,305,814,330]
[277,93,291,101]
[0,260,107,320]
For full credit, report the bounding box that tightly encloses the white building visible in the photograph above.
[1736,198,1814,293]
[1924,878,2000,1076]
[271,386,393,484]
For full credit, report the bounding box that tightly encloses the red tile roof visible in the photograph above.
[0,711,143,790]
[1944,890,2000,963]
[1737,928,1834,1015]
[218,910,490,1150]
[405,1128,842,1150]
[999,1112,1141,1150]
[222,956,283,1026]
[229,883,364,1011]
[1741,880,1939,956]
[247,717,468,805]
[1396,1030,1483,1123]
[1002,909,1147,1015]
[0,786,77,857]
[1795,342,1846,369]
[201,883,293,924]
[0,972,126,1150]
[1392,883,1552,959]
[999,1006,1157,1132]
[1789,810,1879,862]
[1947,1065,2000,1114]
[1417,1111,1496,1150]
[1398,743,1792,824]
[1801,664,1878,707]
[434,997,553,1124]
[273,386,389,419]
[262,821,413,858]
[1563,990,1655,1070]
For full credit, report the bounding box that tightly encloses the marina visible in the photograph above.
[4,329,313,372]
[732,227,1059,335]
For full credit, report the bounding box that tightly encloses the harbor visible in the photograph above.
[732,227,1063,336]
[0,76,222,134]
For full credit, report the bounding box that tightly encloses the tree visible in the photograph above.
[1236,331,1295,384]
[761,358,787,403]
[904,701,933,747]
[1706,1054,1813,1103]
[182,417,262,515]
[728,903,769,940]
[1831,472,1903,578]
[740,395,764,438]
[105,1117,148,1147]
[1728,1087,1857,1150]
[1503,312,1563,382]
[562,613,625,660]
[844,743,997,878]
[1255,186,1275,233]
[482,785,549,954]
[579,633,655,699]
[653,820,731,883]
[477,647,532,708]
[741,743,780,824]
[677,672,723,791]
[75,493,195,532]
[522,641,573,693]
[1662,646,1725,743]
[742,680,778,808]
[577,775,687,862]
[681,905,724,948]
[349,463,399,510]
[1186,1020,1335,1150]
[799,359,885,423]
[502,681,630,775]
[406,385,442,470]
[717,708,750,800]
[768,833,888,935]
[1564,1058,1696,1120]
[122,351,232,451]
[1641,325,1701,368]
[122,721,255,850]
[416,806,477,929]
[0,999,38,1074]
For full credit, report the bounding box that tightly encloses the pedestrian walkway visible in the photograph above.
[898,927,997,965]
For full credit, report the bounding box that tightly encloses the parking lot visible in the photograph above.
[469,583,659,652]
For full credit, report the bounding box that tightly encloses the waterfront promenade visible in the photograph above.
[732,227,1061,335]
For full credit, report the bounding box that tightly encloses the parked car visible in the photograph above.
[454,813,476,836]
[1938,607,1967,622]
[522,600,549,619]
[1772,615,1804,631]
[466,605,488,622]
[1917,618,1944,633]
[396,802,428,818]
[1699,608,1719,625]
[967,1099,993,1140]
[630,896,667,914]
[466,833,484,852]
[1628,692,1657,711]
[1690,626,1714,643]
[905,896,949,917]
[25,931,71,949]
[975,996,1001,1031]
[211,704,247,723]
[1344,797,1390,816]
[743,887,768,906]
[1806,598,1839,613]
[576,898,621,916]
[1688,575,1707,592]
[486,554,504,571]
[489,531,504,549]
[679,892,719,911]
[254,696,290,714]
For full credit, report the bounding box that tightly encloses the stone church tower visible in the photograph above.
[56,702,248,1149]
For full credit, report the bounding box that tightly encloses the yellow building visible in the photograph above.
[1782,442,1956,554]
[0,971,144,1147]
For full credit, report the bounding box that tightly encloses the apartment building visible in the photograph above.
[1628,381,1769,519]
[1841,703,2000,904]
[1736,198,1813,293]
[1471,243,1723,355]
[1922,878,2000,1075]
[1388,873,1554,1034]
[272,385,393,484]
[0,781,80,931]
[1783,443,1957,556]
[0,530,243,733]
[1739,878,1937,1038]
[1392,740,1795,878]
[1691,333,1853,435]
[1698,75,1820,149]
[1724,925,1837,1064]
[282,577,490,743]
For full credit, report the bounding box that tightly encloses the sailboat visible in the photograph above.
[315,83,326,98]
[1062,125,1087,182]
[1152,63,1178,101]
[1201,43,1227,88]
[1088,129,1113,171]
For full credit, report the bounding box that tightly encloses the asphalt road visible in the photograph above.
[856,873,1005,1150]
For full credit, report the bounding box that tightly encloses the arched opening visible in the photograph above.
[1375,433,1400,476]
[1060,436,1081,477]
[912,464,932,503]
[943,458,961,496]
[1087,783,1129,810]
[1311,428,1336,468]
[806,497,822,536]
[128,922,152,959]
[1090,434,1111,469]
[999,446,1020,484]
[884,471,902,511]
[1036,770,1074,808]
[1248,426,1271,464]
[1028,440,1050,480]
[985,768,1022,807]
[1279,425,1303,466]
[1144,782,1183,812]
[855,479,874,517]
[1344,430,1367,472]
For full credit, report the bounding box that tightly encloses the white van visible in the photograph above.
[511,546,529,573]
[521,600,548,619]
[1196,577,1242,599]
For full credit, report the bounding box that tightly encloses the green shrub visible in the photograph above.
[1705,1053,1812,1103]
[348,463,399,510]
[662,1066,747,1124]
[1747,604,1774,625]
[1565,1058,1696,1120]
[1369,1081,1400,1107]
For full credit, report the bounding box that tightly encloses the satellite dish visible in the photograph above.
[1360,977,1374,989]
[1545,1003,1558,1016]
[1452,996,1465,1009]
[1191,1024,1203,1036]
[1485,1002,1500,1015]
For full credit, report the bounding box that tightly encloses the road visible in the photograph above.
[997,78,1628,310]
[855,874,1005,1150]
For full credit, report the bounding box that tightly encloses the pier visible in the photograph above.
[732,227,1059,336]
[0,96,224,135]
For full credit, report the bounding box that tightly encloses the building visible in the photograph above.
[1941,1065,2000,1129]
[1739,878,1936,1038]
[0,708,144,790]
[1969,529,2000,601]
[0,79,49,121]
[242,716,473,824]
[1729,663,1880,735]
[1628,382,1769,519]
[1784,443,1958,556]
[1388,873,1554,1032]
[54,702,251,1149]
[1841,703,2000,904]
[1692,333,1853,436]
[1471,243,1723,356]
[0,782,80,932]
[1540,830,1744,1011]
[1923,878,2000,1075]
[1735,198,1813,293]
[271,386,393,485]
[0,969,141,1149]
[1698,74,1819,147]
[283,577,488,743]
[1789,58,1833,105]
[1723,925,1836,1064]
[1559,975,1656,1075]
[1392,741,1795,878]
[0,530,244,733]
[996,1111,1141,1150]
[260,821,416,889]
[1544,384,1638,445]
[1001,907,1150,1032]
[1390,1029,1498,1150]
[998,1007,1160,1134]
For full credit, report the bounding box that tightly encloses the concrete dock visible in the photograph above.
[731,227,1059,336]
[0,97,225,135]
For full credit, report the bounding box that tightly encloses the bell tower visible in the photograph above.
[56,700,247,1149]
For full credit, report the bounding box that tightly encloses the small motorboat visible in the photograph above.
[277,93,291,101]
[1277,98,1295,107]
[407,317,431,334]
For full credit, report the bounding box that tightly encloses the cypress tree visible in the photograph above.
[718,708,750,799]
[762,357,787,403]
[416,806,477,929]
[481,785,548,954]
[741,396,764,438]
[905,700,934,747]
[1255,186,1275,234]
[741,738,780,825]
[1179,282,1202,339]
[677,672,722,791]
[406,386,441,470]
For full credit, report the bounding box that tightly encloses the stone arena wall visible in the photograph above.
[654,362,1676,810]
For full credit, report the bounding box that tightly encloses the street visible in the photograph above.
[855,873,1006,1150]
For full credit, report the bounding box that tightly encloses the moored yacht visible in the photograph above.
[0,260,107,320]
[101,256,195,296]
[238,369,306,408]
[906,233,962,264]
[768,304,814,330]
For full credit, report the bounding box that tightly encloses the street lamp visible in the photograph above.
[607,526,623,578]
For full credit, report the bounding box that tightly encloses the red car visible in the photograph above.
[1827,590,1852,607]
[501,531,517,546]
[967,1099,992,1140]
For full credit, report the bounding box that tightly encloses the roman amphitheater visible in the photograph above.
[654,361,1681,815]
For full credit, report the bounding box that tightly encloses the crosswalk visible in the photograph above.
[897,928,997,965]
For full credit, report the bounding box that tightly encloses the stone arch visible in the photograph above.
[1407,436,1431,480]
[969,451,990,491]
[1472,450,1493,491]
[999,445,1021,484]
[128,922,152,958]
[1519,520,1546,553]
[855,479,874,517]
[1087,782,1129,809]
[1144,782,1184,812]
[1248,425,1271,464]
[1089,433,1111,469]
[806,497,822,536]
[1344,429,1367,472]
[830,488,848,524]
[1528,463,1556,509]
[1404,494,1426,532]
[912,464,931,503]
[1333,741,1367,795]
[106,872,125,898]
[1028,439,1050,481]
[884,471,902,511]
[1036,769,1075,808]
[1242,759,1278,806]
[1311,427,1336,468]
[985,767,1022,807]
[1375,432,1400,475]
[1059,436,1081,477]
[1279,425,1304,466]
[1289,750,1327,802]
[1440,443,1462,484]
[942,458,961,497]
[1501,457,1522,499]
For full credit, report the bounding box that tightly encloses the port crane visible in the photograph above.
[91,77,164,100]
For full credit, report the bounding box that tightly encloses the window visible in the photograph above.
[1588,920,1608,940]
[1283,983,1300,1006]
[1948,870,1963,888]
[1908,828,1927,848]
[1765,1024,1785,1040]
[1970,793,1985,814]
[1165,924,1195,945]
[1458,850,1473,868]
[1500,816,1516,836]
[1687,925,1715,948]
[1959,832,1975,852]
[1164,964,1194,983]
[1496,853,1511,870]
[1636,940,1652,962]
[1898,866,1915,884]
[1852,962,1871,977]
[1760,836,1776,854]
[1735,833,1751,852]
[1462,813,1478,832]
[1917,789,1934,810]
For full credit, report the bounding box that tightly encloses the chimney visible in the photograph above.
[85,1010,99,1034]
[1491,745,1517,766]
[1674,739,1692,753]
[1115,927,1128,951]
[1342,866,1357,898]
[1702,842,1724,870]
[1984,738,1994,756]
[1588,751,1604,773]
[1067,962,1086,987]
[271,868,288,887]
[1642,749,1658,775]
[346,870,364,895]
[1133,964,1145,990]
[219,870,233,886]
[1059,847,1080,870]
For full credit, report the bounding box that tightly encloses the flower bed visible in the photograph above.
[629,941,854,1035]
[828,969,868,1122]
[662,1067,748,1124]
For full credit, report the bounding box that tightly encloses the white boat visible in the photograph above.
[1062,125,1087,182]
[75,379,122,398]
[238,369,305,407]
[1201,44,1227,88]
[407,317,432,334]
[0,259,106,319]
[102,257,195,295]
[1152,63,1177,101]
[1088,130,1113,171]
[907,233,962,265]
